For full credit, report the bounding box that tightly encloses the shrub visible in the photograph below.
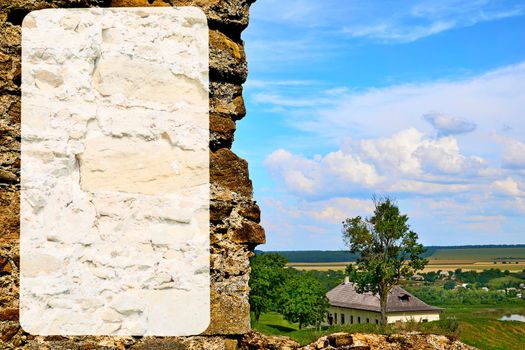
[441,317,460,333]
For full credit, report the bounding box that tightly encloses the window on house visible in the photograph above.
[366,318,370,323]
[358,316,361,324]
[341,314,345,324]
[334,313,338,324]
[398,294,410,302]
[350,315,354,324]
[375,319,379,324]
[422,319,428,322]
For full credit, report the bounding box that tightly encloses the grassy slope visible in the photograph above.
[443,305,525,350]
[252,306,525,350]
[252,312,387,345]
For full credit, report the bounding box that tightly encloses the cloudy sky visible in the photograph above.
[233,0,525,250]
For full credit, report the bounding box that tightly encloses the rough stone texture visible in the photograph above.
[327,332,354,347]
[1,0,264,347]
[20,8,210,336]
[240,332,478,350]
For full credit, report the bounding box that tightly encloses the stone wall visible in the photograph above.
[0,0,264,348]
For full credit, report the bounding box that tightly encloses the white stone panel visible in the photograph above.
[20,8,209,336]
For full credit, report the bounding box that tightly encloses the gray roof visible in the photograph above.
[327,282,442,313]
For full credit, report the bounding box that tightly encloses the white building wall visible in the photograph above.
[326,306,382,326]
[386,311,440,323]
[326,306,440,325]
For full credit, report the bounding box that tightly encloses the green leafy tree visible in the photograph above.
[249,253,288,321]
[342,197,427,325]
[444,280,456,290]
[279,273,329,329]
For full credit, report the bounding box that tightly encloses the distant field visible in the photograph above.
[286,247,525,272]
[430,248,525,261]
[421,261,525,272]
[288,261,525,272]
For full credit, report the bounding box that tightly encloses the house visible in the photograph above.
[411,274,424,281]
[439,270,450,279]
[325,279,441,325]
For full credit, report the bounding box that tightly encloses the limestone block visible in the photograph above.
[20,8,210,336]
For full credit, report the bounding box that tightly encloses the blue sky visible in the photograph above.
[233,0,525,250]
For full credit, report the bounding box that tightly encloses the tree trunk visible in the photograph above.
[255,311,261,322]
[299,320,303,330]
[380,291,388,325]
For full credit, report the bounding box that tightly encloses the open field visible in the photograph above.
[287,247,525,272]
[288,261,525,272]
[252,305,525,350]
[421,261,525,272]
[430,248,525,261]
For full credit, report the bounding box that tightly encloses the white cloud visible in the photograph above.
[352,128,423,176]
[252,62,525,187]
[250,0,524,43]
[463,215,506,234]
[265,149,321,195]
[265,128,488,197]
[423,113,477,136]
[343,20,456,43]
[491,177,524,197]
[514,198,525,214]
[310,197,374,224]
[350,128,486,176]
[501,138,525,169]
[322,151,383,186]
[252,93,334,108]
[245,79,319,89]
[264,148,382,196]
[279,62,525,143]
[415,137,485,175]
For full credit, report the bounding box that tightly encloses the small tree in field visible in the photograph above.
[342,197,427,325]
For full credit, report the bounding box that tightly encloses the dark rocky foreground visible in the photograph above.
[241,331,479,350]
[1,0,263,348]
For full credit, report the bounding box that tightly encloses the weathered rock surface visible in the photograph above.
[239,332,478,350]
[20,8,211,336]
[1,0,264,347]
[240,331,301,350]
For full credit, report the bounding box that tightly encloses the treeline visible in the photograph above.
[406,285,525,306]
[255,250,359,263]
[420,268,511,284]
[257,245,525,263]
[419,268,525,289]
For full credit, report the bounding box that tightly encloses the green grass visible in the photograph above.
[251,312,390,345]
[430,248,525,261]
[252,306,525,349]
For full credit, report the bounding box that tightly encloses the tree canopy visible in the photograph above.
[278,273,329,329]
[249,253,288,321]
[342,196,427,324]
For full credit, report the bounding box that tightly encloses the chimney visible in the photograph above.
[344,276,350,284]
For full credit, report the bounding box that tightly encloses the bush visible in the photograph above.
[441,317,460,333]
[444,280,456,290]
